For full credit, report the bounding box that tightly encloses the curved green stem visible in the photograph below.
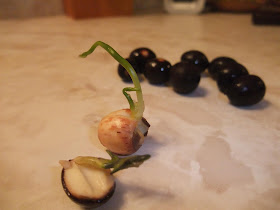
[74,150,150,174]
[79,41,144,119]
[122,87,140,112]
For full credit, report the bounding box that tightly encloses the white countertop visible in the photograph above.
[1,13,280,210]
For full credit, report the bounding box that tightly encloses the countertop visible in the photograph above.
[0,13,280,210]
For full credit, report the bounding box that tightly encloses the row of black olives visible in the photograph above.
[118,48,266,106]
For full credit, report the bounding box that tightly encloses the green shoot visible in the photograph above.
[79,41,144,120]
[74,150,150,174]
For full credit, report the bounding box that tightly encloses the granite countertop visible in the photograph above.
[0,13,279,210]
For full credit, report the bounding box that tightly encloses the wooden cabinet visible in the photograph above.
[63,0,133,19]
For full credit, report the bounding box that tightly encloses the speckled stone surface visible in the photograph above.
[0,14,280,210]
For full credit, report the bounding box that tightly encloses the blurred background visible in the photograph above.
[0,0,274,19]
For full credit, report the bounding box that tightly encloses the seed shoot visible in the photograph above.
[80,41,144,120]
[80,41,150,155]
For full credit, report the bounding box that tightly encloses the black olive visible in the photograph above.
[217,62,249,94]
[181,50,209,73]
[237,63,249,75]
[118,58,140,82]
[144,58,171,85]
[208,57,237,80]
[129,48,156,73]
[227,75,266,106]
[170,62,201,94]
